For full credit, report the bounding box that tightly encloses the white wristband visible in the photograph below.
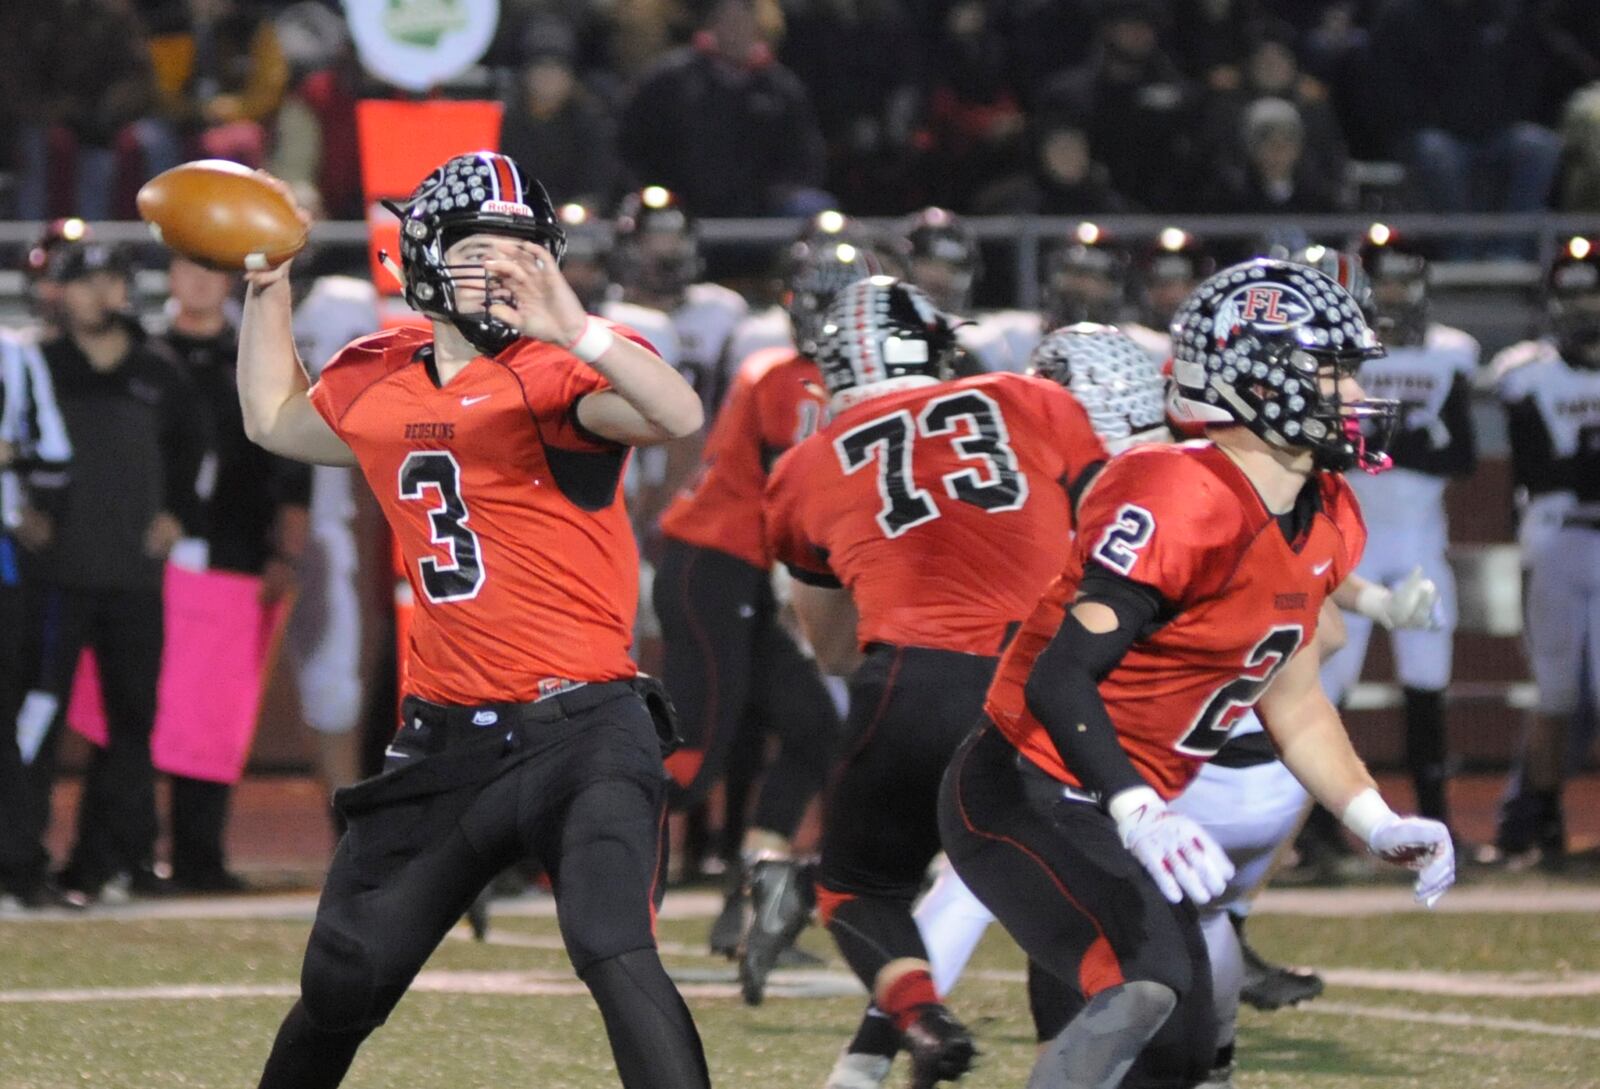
[1352,582,1392,625]
[1107,785,1165,828]
[1340,787,1397,845]
[565,316,615,364]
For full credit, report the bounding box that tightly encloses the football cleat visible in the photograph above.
[708,866,747,959]
[823,1048,893,1089]
[738,859,813,1006]
[901,1005,977,1089]
[1238,934,1324,1010]
[465,886,491,942]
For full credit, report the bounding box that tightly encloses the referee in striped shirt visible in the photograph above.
[0,324,72,908]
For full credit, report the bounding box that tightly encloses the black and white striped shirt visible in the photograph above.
[0,328,72,531]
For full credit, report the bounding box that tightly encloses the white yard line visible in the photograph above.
[3,885,1596,924]
[1300,1001,1600,1041]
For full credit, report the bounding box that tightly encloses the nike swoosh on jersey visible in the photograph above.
[1312,560,1332,575]
[383,746,412,760]
[461,395,491,406]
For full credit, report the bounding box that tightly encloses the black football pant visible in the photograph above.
[257,683,709,1089]
[654,540,839,839]
[818,645,996,991]
[0,546,43,897]
[5,584,163,891]
[939,723,1215,1089]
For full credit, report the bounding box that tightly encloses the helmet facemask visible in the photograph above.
[384,152,566,357]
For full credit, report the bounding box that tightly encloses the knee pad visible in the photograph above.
[301,924,389,1033]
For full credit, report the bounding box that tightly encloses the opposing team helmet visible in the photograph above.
[813,277,959,402]
[1358,223,1428,346]
[782,221,885,355]
[1041,223,1128,326]
[1168,258,1397,473]
[1029,323,1171,452]
[899,206,981,312]
[610,186,702,300]
[384,151,566,356]
[1546,236,1600,369]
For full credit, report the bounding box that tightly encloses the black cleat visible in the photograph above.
[708,867,747,959]
[465,887,491,942]
[1239,936,1324,1010]
[901,1005,976,1089]
[737,859,810,1006]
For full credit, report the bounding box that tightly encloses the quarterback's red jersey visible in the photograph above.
[658,347,826,569]
[765,373,1107,656]
[309,324,649,705]
[986,441,1367,798]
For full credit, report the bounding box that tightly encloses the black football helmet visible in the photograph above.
[383,150,566,356]
[1169,258,1397,473]
[555,201,612,311]
[1139,228,1212,329]
[1041,223,1127,326]
[1287,244,1375,327]
[780,214,885,354]
[1030,322,1170,452]
[610,186,701,303]
[1357,223,1428,347]
[1546,237,1600,369]
[898,206,981,312]
[813,277,959,402]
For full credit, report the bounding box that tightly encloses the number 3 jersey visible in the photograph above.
[985,441,1366,799]
[764,372,1107,656]
[310,325,648,705]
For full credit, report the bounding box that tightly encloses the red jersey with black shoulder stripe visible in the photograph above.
[985,440,1367,798]
[308,323,651,704]
[764,372,1107,656]
[658,347,827,569]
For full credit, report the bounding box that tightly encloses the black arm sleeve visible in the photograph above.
[1389,372,1478,476]
[1021,564,1169,801]
[1504,395,1564,495]
[159,364,211,535]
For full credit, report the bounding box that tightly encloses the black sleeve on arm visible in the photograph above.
[158,360,211,535]
[1504,395,1561,494]
[1392,372,1478,476]
[1022,564,1170,802]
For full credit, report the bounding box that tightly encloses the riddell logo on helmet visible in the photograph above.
[481,200,532,217]
[1222,283,1313,329]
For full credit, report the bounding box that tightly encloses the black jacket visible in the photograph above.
[39,321,208,590]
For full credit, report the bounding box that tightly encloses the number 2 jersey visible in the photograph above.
[309,324,649,705]
[764,372,1107,656]
[985,441,1366,798]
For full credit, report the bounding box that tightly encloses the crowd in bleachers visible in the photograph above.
[5,0,1600,224]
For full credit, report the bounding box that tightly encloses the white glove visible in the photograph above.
[1109,786,1235,906]
[1342,789,1456,907]
[1354,567,1439,631]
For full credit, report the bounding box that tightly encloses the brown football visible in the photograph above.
[137,160,308,271]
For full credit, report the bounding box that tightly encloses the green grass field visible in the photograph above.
[3,886,1599,1089]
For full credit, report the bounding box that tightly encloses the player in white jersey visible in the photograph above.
[287,266,382,804]
[1123,228,1211,364]
[1488,237,1600,868]
[960,222,1128,374]
[1318,228,1478,836]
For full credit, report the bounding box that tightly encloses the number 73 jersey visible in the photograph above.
[764,372,1107,656]
[986,441,1367,799]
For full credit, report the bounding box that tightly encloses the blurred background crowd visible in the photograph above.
[4,0,1600,223]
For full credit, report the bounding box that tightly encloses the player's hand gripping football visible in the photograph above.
[240,171,312,289]
[1109,786,1235,905]
[484,243,588,350]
